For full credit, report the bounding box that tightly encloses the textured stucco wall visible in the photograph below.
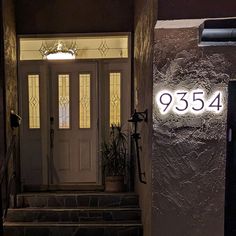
[3,0,18,196]
[134,0,157,235]
[3,0,17,146]
[0,0,17,160]
[0,0,6,160]
[0,0,17,209]
[152,21,236,236]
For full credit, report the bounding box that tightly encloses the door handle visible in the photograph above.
[228,128,232,142]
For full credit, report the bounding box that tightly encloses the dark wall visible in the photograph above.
[16,0,134,34]
[0,0,17,211]
[3,0,17,146]
[158,0,236,20]
[0,0,6,160]
[134,0,157,235]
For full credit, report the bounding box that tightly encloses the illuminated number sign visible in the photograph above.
[156,90,223,115]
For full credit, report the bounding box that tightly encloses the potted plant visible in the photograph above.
[101,125,128,192]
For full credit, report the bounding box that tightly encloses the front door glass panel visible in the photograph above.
[109,72,121,126]
[58,74,70,129]
[28,74,40,129]
[79,74,91,129]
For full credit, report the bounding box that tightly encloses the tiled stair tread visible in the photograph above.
[6,192,143,235]
[4,223,143,236]
[6,208,141,222]
[9,207,140,211]
[16,206,139,209]
[17,192,137,196]
[4,222,142,227]
[18,205,140,208]
[17,194,139,209]
[17,204,139,209]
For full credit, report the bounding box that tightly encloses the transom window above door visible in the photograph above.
[19,35,129,60]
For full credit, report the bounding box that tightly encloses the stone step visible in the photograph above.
[17,192,139,208]
[6,208,141,222]
[4,222,143,236]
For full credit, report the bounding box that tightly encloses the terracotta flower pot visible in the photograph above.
[105,176,124,192]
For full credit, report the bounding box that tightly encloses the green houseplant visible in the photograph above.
[101,125,128,192]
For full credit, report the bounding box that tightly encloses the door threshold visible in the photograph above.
[23,184,104,192]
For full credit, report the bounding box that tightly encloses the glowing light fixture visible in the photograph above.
[39,40,78,60]
[46,52,75,60]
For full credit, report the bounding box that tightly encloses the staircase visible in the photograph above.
[3,192,142,236]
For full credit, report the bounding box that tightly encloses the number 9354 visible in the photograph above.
[155,90,223,115]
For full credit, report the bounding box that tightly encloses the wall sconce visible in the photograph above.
[128,109,148,184]
[10,110,22,128]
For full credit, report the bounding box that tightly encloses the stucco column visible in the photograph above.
[152,19,235,236]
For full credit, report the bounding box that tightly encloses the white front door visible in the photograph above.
[20,61,98,186]
[50,63,98,184]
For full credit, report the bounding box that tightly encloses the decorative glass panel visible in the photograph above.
[79,74,91,128]
[20,36,128,60]
[28,75,40,129]
[58,75,70,129]
[110,72,121,126]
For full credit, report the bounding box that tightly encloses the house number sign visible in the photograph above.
[156,89,224,115]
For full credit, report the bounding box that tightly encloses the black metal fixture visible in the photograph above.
[10,110,22,128]
[128,109,148,184]
[201,28,236,42]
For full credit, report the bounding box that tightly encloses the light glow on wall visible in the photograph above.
[206,91,223,113]
[173,90,190,115]
[188,89,206,114]
[155,90,173,115]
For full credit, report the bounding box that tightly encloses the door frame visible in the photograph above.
[17,33,132,191]
[19,60,101,190]
[18,60,131,191]
[49,61,99,185]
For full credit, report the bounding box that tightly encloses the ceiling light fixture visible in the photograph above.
[39,40,78,60]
